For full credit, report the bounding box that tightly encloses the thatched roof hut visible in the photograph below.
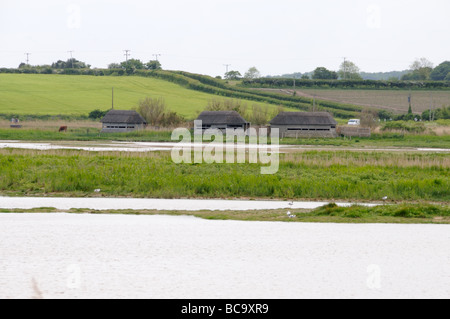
[195,111,250,130]
[101,110,147,133]
[270,112,338,138]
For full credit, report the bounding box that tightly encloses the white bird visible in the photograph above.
[382,196,388,201]
[287,211,292,216]
[94,189,101,193]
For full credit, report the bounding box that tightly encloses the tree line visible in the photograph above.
[236,58,450,82]
[6,57,163,74]
[5,56,449,82]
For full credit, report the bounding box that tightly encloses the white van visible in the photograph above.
[348,119,360,126]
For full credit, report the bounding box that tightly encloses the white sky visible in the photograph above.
[0,0,449,76]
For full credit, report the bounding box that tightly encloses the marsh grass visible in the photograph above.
[0,149,448,202]
[283,151,450,168]
[3,203,449,224]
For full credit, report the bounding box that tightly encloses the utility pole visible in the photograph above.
[408,89,412,114]
[430,92,434,122]
[224,64,231,75]
[343,57,347,80]
[293,76,296,96]
[68,51,74,68]
[112,87,114,110]
[25,53,31,65]
[124,50,131,63]
[153,54,161,62]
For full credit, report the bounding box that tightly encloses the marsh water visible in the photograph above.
[0,213,448,299]
[0,196,377,211]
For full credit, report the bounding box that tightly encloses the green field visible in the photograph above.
[0,74,276,119]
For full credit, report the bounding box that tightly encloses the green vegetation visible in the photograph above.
[280,133,450,148]
[0,127,173,142]
[241,78,450,90]
[2,203,449,224]
[3,71,447,122]
[382,121,426,134]
[430,61,450,81]
[0,149,448,202]
[312,67,338,80]
[294,203,450,224]
[0,72,365,119]
[0,74,213,118]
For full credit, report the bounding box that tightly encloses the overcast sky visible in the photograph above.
[1,0,449,76]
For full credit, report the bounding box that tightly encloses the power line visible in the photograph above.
[343,57,347,80]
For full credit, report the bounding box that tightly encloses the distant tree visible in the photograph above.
[378,110,394,121]
[225,70,242,80]
[89,109,109,120]
[360,71,409,81]
[402,58,434,81]
[121,59,145,70]
[301,74,310,80]
[360,109,379,129]
[271,105,285,119]
[135,97,167,126]
[410,58,434,71]
[51,59,89,69]
[160,111,184,127]
[18,63,28,69]
[338,60,362,80]
[145,60,162,70]
[445,73,450,81]
[430,61,450,81]
[244,67,261,80]
[408,104,413,115]
[108,63,121,69]
[52,60,67,69]
[134,97,184,127]
[312,67,338,80]
[205,98,248,115]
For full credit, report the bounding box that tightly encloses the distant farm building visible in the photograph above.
[195,111,250,131]
[270,112,338,138]
[101,110,147,133]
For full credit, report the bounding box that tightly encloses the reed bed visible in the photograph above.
[0,149,448,202]
[283,151,450,169]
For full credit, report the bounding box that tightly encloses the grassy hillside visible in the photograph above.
[0,74,279,119]
[0,72,364,120]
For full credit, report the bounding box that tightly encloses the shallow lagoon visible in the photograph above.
[0,213,448,299]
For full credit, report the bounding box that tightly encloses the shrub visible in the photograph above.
[88,109,109,120]
[382,121,426,133]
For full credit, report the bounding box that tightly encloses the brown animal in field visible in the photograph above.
[59,126,68,132]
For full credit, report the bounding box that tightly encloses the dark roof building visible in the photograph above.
[101,110,147,133]
[195,111,250,130]
[270,112,338,138]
